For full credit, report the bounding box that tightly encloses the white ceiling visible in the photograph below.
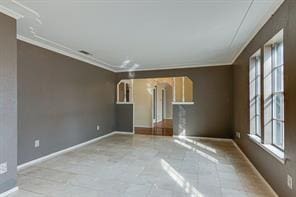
[0,0,284,72]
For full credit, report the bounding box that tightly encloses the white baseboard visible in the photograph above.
[173,135,233,142]
[0,187,18,197]
[232,141,278,197]
[17,132,116,171]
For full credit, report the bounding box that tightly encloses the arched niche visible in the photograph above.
[116,79,133,104]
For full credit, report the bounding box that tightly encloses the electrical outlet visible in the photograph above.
[97,125,100,131]
[0,162,8,175]
[288,175,293,190]
[236,132,241,139]
[35,140,40,148]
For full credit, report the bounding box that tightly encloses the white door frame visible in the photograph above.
[151,86,157,127]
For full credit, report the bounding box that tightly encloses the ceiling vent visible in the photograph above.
[79,50,92,56]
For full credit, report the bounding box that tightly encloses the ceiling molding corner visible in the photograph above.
[17,34,117,73]
[0,5,23,20]
[231,0,285,65]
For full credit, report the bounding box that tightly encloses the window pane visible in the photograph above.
[256,96,261,116]
[250,81,256,100]
[276,43,284,66]
[256,58,261,75]
[249,53,261,136]
[273,120,284,149]
[273,66,284,92]
[250,100,256,119]
[273,94,284,121]
[256,76,260,96]
[250,63,256,82]
[250,117,256,134]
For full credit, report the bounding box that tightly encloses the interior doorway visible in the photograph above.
[151,86,173,136]
[132,78,174,136]
[116,76,193,136]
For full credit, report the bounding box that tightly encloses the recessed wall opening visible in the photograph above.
[116,77,194,136]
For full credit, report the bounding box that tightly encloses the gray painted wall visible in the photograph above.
[116,104,133,132]
[0,13,17,194]
[18,40,116,165]
[233,1,296,196]
[116,65,233,138]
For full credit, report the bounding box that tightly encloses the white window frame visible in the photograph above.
[248,30,285,163]
[269,42,285,150]
[249,50,262,137]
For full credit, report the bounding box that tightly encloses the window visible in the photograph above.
[248,30,285,161]
[249,50,261,137]
[264,40,284,150]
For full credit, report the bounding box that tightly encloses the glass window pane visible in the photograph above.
[255,76,260,96]
[249,53,261,136]
[250,81,256,100]
[273,94,284,121]
[256,96,261,116]
[250,63,256,82]
[276,43,284,66]
[250,117,256,134]
[256,58,261,75]
[250,100,256,119]
[273,120,284,149]
[273,66,284,92]
[265,120,272,137]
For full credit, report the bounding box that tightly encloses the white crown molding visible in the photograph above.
[0,5,23,19]
[17,34,232,72]
[17,35,117,72]
[231,0,285,64]
[116,62,232,73]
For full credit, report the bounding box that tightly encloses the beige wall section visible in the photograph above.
[133,79,153,127]
[184,77,193,102]
[174,77,193,102]
[175,77,183,102]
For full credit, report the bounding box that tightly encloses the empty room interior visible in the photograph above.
[0,0,295,196]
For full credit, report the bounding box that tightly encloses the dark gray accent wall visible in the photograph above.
[116,65,233,138]
[116,104,133,132]
[0,13,17,194]
[233,0,296,196]
[18,40,116,165]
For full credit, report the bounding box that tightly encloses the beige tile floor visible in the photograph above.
[9,134,275,197]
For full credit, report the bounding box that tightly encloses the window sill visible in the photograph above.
[116,102,134,104]
[248,134,286,164]
[172,102,194,105]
